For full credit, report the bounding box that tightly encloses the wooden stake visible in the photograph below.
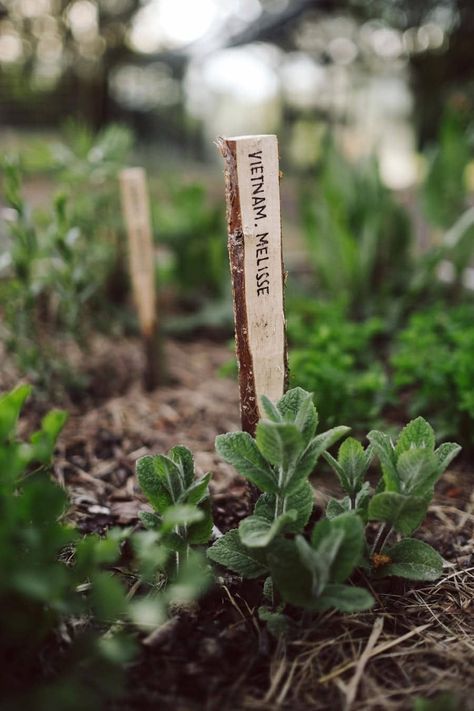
[218,135,287,436]
[119,167,162,390]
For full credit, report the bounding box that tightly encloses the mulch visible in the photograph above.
[3,335,474,710]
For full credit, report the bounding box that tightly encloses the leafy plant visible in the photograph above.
[391,304,474,446]
[324,417,461,581]
[0,384,134,709]
[136,446,213,576]
[288,299,387,432]
[208,387,373,613]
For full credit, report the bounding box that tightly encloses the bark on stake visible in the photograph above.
[218,134,288,436]
[119,167,162,390]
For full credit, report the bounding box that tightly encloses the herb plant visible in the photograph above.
[324,417,461,581]
[208,388,374,613]
[136,446,213,576]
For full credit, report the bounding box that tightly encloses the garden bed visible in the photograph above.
[7,335,473,711]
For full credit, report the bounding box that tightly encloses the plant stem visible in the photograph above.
[370,523,387,555]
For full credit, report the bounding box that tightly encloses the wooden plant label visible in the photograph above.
[119,167,161,389]
[218,135,287,435]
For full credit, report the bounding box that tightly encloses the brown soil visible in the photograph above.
[4,336,474,710]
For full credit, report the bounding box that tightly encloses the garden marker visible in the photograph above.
[119,167,161,389]
[218,135,288,436]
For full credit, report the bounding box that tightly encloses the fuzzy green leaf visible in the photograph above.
[326,497,351,519]
[312,584,375,612]
[160,504,204,532]
[168,445,195,488]
[268,538,314,607]
[277,387,318,445]
[261,395,283,423]
[288,426,350,494]
[239,510,297,548]
[311,513,364,582]
[207,529,268,578]
[184,472,212,506]
[136,455,173,514]
[395,417,435,456]
[254,480,314,534]
[255,421,302,471]
[337,437,371,494]
[433,442,462,477]
[397,448,438,496]
[367,430,399,492]
[379,539,443,581]
[215,432,278,493]
[188,499,213,544]
[368,492,428,535]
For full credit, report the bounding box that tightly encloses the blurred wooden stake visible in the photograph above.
[119,167,162,390]
[217,134,287,436]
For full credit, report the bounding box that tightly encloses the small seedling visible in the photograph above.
[136,446,213,576]
[324,416,461,580]
[208,388,373,613]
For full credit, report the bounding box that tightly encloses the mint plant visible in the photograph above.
[208,388,373,613]
[136,447,213,576]
[324,417,461,581]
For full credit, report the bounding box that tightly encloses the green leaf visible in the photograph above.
[188,499,213,544]
[160,504,204,532]
[255,421,303,471]
[433,442,461,477]
[268,538,314,607]
[337,437,371,494]
[254,480,314,534]
[326,497,351,519]
[326,513,365,582]
[379,539,443,581]
[277,387,318,445]
[239,510,297,548]
[395,416,435,456]
[397,448,438,496]
[368,492,428,535]
[288,426,350,494]
[258,606,291,637]
[215,432,278,493]
[261,395,283,423]
[295,534,331,595]
[184,472,212,506]
[367,430,399,492]
[312,584,375,612]
[168,445,195,488]
[207,529,268,578]
[30,409,68,463]
[136,455,173,513]
[139,511,161,529]
[0,384,31,441]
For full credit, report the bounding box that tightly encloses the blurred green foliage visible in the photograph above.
[0,123,134,394]
[0,383,212,708]
[288,299,387,433]
[300,139,412,320]
[391,304,474,445]
[423,109,473,228]
[153,182,227,302]
[0,384,134,709]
